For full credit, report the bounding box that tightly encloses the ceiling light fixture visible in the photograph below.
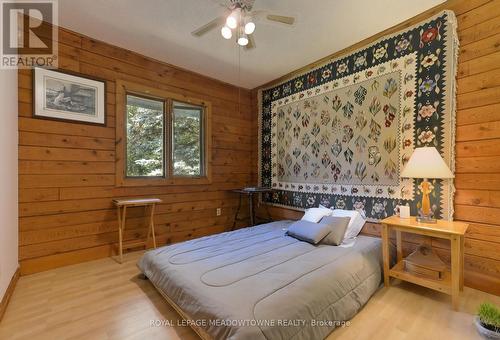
[219,4,255,48]
[193,0,296,51]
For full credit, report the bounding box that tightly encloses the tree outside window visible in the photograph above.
[125,95,205,179]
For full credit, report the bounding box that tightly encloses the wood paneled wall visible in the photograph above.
[253,0,500,296]
[18,27,254,274]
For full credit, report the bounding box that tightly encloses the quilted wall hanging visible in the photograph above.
[258,10,458,221]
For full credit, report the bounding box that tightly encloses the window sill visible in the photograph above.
[116,176,211,187]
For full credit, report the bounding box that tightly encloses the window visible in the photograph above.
[116,81,211,186]
[126,95,165,177]
[172,101,203,176]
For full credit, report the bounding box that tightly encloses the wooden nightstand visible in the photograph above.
[380,216,469,310]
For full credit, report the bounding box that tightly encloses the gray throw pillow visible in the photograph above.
[318,216,351,245]
[286,220,331,244]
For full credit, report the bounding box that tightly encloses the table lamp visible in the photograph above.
[400,147,454,223]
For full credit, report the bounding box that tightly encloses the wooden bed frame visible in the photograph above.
[146,276,212,340]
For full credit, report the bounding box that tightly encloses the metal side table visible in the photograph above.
[231,187,273,230]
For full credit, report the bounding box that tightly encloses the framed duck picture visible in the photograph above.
[33,68,106,125]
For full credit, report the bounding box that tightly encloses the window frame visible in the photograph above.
[171,100,205,178]
[116,80,212,187]
[124,93,167,179]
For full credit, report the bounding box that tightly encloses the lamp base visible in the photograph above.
[418,178,436,224]
[416,215,437,224]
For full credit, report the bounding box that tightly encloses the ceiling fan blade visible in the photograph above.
[266,14,295,25]
[191,16,225,37]
[245,34,256,50]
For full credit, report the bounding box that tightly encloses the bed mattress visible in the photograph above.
[138,220,382,340]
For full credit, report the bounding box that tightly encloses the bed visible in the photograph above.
[138,220,383,340]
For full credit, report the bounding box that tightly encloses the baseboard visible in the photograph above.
[465,270,500,297]
[0,267,20,322]
[20,245,114,275]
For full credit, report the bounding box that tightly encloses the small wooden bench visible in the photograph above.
[113,198,162,264]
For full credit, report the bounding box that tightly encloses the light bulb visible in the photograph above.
[221,26,232,39]
[244,21,255,35]
[226,9,239,29]
[238,35,248,46]
[226,16,237,29]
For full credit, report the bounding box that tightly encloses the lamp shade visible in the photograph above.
[400,147,454,179]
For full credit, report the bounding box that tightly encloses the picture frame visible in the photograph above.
[33,68,106,125]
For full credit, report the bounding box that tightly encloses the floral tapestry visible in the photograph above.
[259,10,458,221]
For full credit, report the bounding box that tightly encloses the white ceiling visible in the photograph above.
[58,0,445,89]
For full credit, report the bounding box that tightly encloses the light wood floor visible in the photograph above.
[1,251,498,340]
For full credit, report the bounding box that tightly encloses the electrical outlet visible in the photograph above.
[216,208,222,216]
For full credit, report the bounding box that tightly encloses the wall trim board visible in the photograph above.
[19,246,114,275]
[0,267,20,322]
[465,269,500,296]
[252,0,500,296]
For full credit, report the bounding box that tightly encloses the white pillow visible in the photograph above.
[330,209,366,240]
[301,207,332,223]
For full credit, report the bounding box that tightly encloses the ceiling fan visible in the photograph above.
[191,0,295,50]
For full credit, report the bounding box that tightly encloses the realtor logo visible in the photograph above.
[1,0,58,69]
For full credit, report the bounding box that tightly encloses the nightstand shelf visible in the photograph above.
[389,260,451,295]
[381,216,469,311]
